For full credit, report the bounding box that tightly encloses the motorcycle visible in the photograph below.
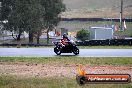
[53,40,79,55]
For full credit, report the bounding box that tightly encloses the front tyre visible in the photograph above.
[73,47,79,55]
[54,47,61,55]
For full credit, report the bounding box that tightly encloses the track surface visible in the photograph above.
[0,48,132,57]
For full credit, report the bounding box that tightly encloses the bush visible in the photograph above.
[76,29,90,41]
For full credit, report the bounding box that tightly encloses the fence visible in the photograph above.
[0,39,132,46]
[76,39,132,46]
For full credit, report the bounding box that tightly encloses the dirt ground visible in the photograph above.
[0,62,132,78]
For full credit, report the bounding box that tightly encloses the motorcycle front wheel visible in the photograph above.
[54,47,61,55]
[73,47,79,55]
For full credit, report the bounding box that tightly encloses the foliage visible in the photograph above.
[76,29,90,41]
[1,0,45,41]
[1,0,65,43]
[40,0,65,44]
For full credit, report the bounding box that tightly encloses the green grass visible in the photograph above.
[0,75,131,88]
[0,57,132,66]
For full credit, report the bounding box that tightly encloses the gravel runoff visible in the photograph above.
[0,63,132,79]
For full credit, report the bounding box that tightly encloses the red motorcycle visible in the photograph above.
[53,40,79,55]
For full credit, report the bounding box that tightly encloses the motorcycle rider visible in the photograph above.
[60,33,70,47]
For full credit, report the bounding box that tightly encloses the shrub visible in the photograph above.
[76,29,90,41]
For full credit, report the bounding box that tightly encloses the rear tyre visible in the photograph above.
[54,47,61,55]
[73,47,79,55]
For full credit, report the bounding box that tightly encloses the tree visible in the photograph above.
[1,0,27,40]
[1,0,45,42]
[1,0,13,21]
[41,0,65,44]
[1,0,65,44]
[1,0,22,40]
[76,29,90,41]
[24,0,45,43]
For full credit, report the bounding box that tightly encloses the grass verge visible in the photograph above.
[0,75,131,88]
[0,57,132,66]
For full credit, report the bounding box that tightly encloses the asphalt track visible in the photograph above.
[0,48,132,57]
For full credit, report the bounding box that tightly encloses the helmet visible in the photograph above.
[62,33,67,38]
